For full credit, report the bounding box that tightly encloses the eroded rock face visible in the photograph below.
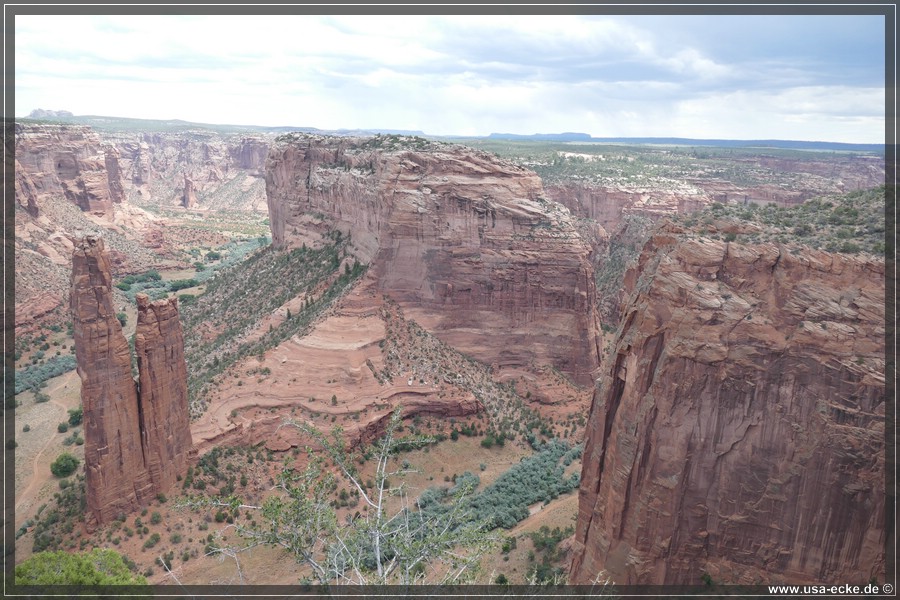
[546,183,709,232]
[15,123,125,215]
[71,236,154,529]
[135,294,197,493]
[266,135,601,385]
[111,131,270,211]
[181,172,198,208]
[71,237,194,529]
[570,222,886,584]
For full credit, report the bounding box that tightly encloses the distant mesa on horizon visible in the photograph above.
[27,108,74,119]
[20,110,882,153]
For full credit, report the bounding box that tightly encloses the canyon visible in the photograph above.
[13,120,888,587]
[569,221,886,585]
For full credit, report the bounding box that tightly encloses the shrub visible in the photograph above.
[57,422,68,433]
[150,511,162,525]
[15,548,147,585]
[67,406,83,426]
[50,453,79,478]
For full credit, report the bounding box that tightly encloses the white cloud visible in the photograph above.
[14,14,886,143]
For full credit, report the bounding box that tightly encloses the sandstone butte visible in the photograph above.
[71,236,194,530]
[265,134,601,385]
[569,221,886,585]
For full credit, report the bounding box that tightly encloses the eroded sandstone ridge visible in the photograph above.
[71,236,194,529]
[266,134,601,384]
[569,222,885,584]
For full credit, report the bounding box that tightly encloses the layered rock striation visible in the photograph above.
[265,134,601,385]
[570,222,886,584]
[71,236,194,529]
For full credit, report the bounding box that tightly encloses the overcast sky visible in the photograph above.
[15,13,886,143]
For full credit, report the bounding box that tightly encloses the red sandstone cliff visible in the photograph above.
[265,134,601,385]
[71,236,155,529]
[15,123,126,215]
[72,237,195,529]
[570,222,886,585]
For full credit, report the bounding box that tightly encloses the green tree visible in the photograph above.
[50,453,79,477]
[15,548,146,585]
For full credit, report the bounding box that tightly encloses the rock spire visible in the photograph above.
[70,236,194,530]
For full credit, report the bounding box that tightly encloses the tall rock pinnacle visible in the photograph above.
[71,236,194,530]
[70,235,154,529]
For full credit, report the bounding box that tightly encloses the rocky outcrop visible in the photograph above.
[71,236,155,530]
[71,236,194,529]
[135,294,197,493]
[570,222,886,585]
[14,159,40,218]
[15,123,125,215]
[181,172,198,208]
[265,134,601,385]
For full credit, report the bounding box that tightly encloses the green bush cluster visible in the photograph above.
[418,439,582,530]
[15,548,146,585]
[14,355,77,395]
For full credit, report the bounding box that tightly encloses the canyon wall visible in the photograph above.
[265,134,601,385]
[546,183,709,232]
[570,222,886,585]
[15,123,126,215]
[111,131,270,211]
[71,236,194,529]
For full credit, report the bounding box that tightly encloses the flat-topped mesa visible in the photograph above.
[266,134,601,385]
[135,294,197,493]
[70,236,154,530]
[570,222,886,585]
[71,237,195,530]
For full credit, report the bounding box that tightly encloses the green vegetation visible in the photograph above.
[15,548,146,586]
[67,406,83,426]
[677,186,887,255]
[418,439,581,530]
[14,355,77,395]
[50,453,79,478]
[30,475,86,552]
[526,524,574,584]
